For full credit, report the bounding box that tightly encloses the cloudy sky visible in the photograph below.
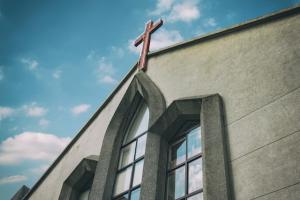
[0,0,299,199]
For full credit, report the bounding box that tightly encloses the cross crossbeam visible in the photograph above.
[134,19,163,71]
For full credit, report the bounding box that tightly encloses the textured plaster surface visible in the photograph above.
[146,12,300,200]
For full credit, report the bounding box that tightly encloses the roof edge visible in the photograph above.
[23,63,137,199]
[148,4,300,57]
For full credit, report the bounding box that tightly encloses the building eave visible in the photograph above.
[148,4,300,58]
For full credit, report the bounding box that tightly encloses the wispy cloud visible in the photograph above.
[21,58,39,70]
[0,131,71,165]
[71,104,91,115]
[86,51,119,85]
[128,28,183,53]
[39,118,49,127]
[52,70,62,79]
[0,106,15,120]
[150,0,200,23]
[0,175,27,185]
[150,0,174,15]
[96,57,118,85]
[204,17,217,27]
[168,0,200,23]
[111,46,125,58]
[99,75,118,84]
[23,103,47,117]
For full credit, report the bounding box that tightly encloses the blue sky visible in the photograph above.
[0,0,299,199]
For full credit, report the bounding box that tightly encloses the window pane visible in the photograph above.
[124,105,149,144]
[135,134,147,159]
[119,142,136,169]
[187,126,201,158]
[187,193,203,200]
[188,158,203,194]
[170,139,186,168]
[167,166,185,200]
[132,159,144,187]
[114,167,132,196]
[130,187,140,200]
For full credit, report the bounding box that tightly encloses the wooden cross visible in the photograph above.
[134,19,163,71]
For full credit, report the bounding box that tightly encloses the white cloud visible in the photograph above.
[99,75,118,84]
[204,17,217,27]
[0,132,71,165]
[96,57,118,84]
[52,70,62,79]
[0,175,27,185]
[71,104,91,115]
[97,57,115,75]
[39,119,49,127]
[128,28,183,53]
[150,28,183,50]
[150,0,200,23]
[23,103,47,117]
[168,0,200,23]
[0,106,15,120]
[21,58,38,70]
[86,51,119,85]
[150,0,174,15]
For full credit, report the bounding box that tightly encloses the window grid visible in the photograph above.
[167,126,202,200]
[113,131,147,200]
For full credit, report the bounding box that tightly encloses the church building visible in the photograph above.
[12,5,300,200]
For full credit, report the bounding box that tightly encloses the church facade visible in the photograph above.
[13,5,300,200]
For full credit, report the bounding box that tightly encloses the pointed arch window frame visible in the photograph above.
[112,100,149,199]
[89,71,166,200]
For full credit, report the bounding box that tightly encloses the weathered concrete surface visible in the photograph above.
[255,182,300,200]
[146,11,300,200]
[228,87,300,160]
[231,131,300,200]
[147,12,300,125]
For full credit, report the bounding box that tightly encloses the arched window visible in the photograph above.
[112,101,149,200]
[167,125,203,200]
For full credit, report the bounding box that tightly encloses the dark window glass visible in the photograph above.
[167,125,203,200]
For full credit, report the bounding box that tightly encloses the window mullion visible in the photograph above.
[185,135,188,197]
[128,140,138,199]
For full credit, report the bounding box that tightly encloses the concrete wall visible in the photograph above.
[28,8,300,200]
[146,12,300,200]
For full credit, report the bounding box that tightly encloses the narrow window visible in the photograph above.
[167,126,203,200]
[113,102,149,200]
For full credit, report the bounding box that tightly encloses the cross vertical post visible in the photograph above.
[134,19,163,71]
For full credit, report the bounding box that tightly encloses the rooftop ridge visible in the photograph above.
[148,4,300,57]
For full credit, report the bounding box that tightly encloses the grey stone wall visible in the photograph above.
[146,10,300,200]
